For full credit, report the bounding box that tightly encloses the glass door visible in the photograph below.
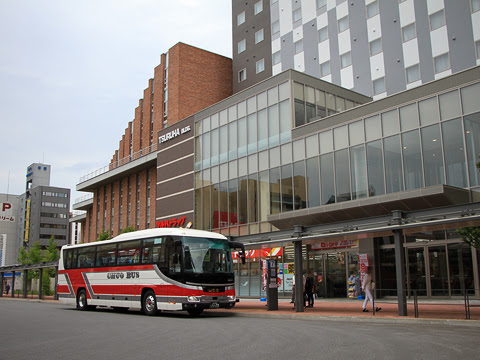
[448,243,474,296]
[429,246,449,296]
[408,247,427,296]
[326,252,347,298]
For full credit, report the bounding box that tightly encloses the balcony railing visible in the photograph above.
[78,142,159,184]
[74,193,93,205]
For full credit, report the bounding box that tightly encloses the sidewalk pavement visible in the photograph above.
[212,298,480,326]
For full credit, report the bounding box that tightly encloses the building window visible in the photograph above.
[472,0,480,12]
[272,20,280,35]
[273,51,281,65]
[369,38,382,56]
[402,23,416,42]
[293,8,302,23]
[434,53,450,73]
[294,39,303,54]
[256,58,265,73]
[430,9,445,31]
[476,40,480,59]
[254,1,263,15]
[255,29,264,44]
[340,52,351,68]
[238,39,246,54]
[366,1,379,18]
[317,0,326,9]
[338,16,349,32]
[373,77,385,95]
[237,11,245,26]
[318,26,328,42]
[239,68,247,82]
[320,61,330,76]
[406,64,420,83]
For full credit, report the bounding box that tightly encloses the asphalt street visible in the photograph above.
[1,299,478,360]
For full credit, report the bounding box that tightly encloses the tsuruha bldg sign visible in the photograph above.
[158,125,191,144]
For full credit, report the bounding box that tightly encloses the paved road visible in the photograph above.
[1,299,479,360]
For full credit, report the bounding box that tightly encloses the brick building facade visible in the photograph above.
[74,43,232,243]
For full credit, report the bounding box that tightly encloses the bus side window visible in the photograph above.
[71,249,78,269]
[64,249,72,269]
[77,247,96,268]
[141,237,163,264]
[96,244,117,267]
[117,240,141,265]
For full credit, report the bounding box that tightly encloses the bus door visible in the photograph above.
[166,237,183,301]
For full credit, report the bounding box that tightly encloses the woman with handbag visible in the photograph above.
[361,266,381,312]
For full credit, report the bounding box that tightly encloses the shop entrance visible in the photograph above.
[406,242,475,297]
[308,249,359,299]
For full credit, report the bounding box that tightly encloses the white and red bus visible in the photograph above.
[57,228,245,316]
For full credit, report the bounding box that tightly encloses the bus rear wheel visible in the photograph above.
[142,290,158,316]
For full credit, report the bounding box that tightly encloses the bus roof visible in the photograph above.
[62,228,228,250]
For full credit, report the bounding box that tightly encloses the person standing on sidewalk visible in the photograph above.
[304,273,314,307]
[290,275,295,304]
[361,266,381,312]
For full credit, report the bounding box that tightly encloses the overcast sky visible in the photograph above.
[0,0,232,205]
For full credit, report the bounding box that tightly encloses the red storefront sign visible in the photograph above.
[232,247,283,261]
[311,239,359,250]
[156,216,187,228]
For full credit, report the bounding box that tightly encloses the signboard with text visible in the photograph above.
[0,202,15,223]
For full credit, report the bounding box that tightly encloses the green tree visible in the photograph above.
[17,241,42,281]
[42,237,60,296]
[120,226,136,234]
[97,230,111,241]
[457,227,480,249]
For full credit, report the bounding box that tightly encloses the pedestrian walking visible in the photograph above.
[361,266,381,312]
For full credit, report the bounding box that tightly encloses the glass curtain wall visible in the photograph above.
[195,80,480,235]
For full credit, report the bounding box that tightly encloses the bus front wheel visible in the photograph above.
[77,289,89,311]
[142,290,158,316]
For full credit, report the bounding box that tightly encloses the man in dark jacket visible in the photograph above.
[304,273,314,307]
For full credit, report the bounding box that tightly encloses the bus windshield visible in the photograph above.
[182,237,234,275]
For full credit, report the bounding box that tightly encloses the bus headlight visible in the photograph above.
[187,296,201,302]
[227,295,236,301]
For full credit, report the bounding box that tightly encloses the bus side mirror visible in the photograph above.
[230,241,246,264]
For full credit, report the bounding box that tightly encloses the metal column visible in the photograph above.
[22,270,28,298]
[38,269,43,300]
[294,240,304,313]
[393,208,408,316]
[11,271,16,298]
